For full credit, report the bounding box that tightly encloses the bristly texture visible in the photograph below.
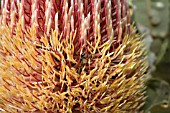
[0,0,148,113]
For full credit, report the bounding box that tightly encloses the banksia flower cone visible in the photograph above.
[0,0,148,112]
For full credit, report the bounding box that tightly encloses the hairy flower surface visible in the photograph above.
[0,0,148,113]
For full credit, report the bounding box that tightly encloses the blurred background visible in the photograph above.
[130,0,170,112]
